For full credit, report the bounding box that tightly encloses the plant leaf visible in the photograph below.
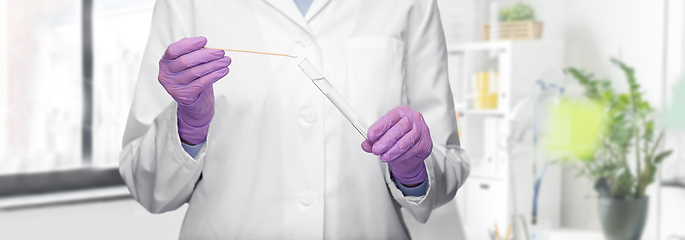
[654,150,673,164]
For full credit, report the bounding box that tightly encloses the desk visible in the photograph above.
[550,229,604,240]
[464,225,604,240]
[0,198,186,240]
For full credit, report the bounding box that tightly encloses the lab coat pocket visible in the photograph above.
[346,37,406,122]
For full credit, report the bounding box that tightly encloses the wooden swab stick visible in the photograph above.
[203,47,298,58]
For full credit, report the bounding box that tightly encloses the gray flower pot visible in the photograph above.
[598,197,649,240]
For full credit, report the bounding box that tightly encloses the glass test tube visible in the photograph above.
[298,59,369,140]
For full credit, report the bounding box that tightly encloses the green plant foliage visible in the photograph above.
[563,59,673,199]
[500,2,536,22]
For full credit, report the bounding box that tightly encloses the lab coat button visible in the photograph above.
[299,36,313,47]
[303,109,318,123]
[299,191,316,206]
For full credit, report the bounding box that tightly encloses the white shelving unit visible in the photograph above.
[449,40,565,240]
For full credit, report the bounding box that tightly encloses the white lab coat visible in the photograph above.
[119,0,470,239]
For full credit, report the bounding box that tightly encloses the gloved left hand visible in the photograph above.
[361,105,433,187]
[157,36,231,145]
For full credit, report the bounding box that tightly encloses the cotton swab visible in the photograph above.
[203,47,297,58]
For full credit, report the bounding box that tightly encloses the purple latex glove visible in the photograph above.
[362,106,433,186]
[158,36,231,145]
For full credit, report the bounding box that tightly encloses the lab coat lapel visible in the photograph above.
[262,0,312,34]
[304,0,331,22]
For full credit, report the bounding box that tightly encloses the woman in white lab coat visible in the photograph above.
[119,0,470,238]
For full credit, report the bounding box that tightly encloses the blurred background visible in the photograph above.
[0,0,684,239]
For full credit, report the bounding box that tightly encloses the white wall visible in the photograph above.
[498,0,667,101]
[563,0,666,103]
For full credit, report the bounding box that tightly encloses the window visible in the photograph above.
[92,0,155,167]
[0,0,155,196]
[1,0,83,174]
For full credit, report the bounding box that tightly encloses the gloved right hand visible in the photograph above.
[158,36,232,145]
[361,106,432,187]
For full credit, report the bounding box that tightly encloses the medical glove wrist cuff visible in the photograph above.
[177,105,213,145]
[177,101,214,126]
[390,162,427,185]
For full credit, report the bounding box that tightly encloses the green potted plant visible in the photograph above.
[499,2,536,22]
[483,2,543,40]
[563,59,672,240]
